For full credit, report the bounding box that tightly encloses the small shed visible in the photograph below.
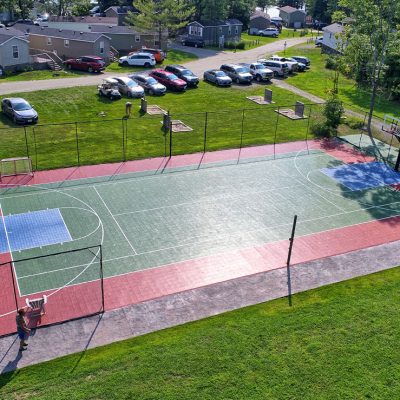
[279,6,306,28]
[186,19,243,46]
[0,34,30,71]
[249,12,271,35]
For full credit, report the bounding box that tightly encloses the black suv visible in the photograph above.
[181,36,205,48]
[164,65,199,87]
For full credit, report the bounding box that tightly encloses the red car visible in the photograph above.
[64,55,105,73]
[149,69,187,91]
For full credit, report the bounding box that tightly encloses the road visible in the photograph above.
[0,37,308,95]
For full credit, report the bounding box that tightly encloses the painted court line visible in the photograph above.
[93,186,137,255]
[56,208,73,242]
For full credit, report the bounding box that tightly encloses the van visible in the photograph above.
[257,59,289,77]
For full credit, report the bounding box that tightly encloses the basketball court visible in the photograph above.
[0,135,400,336]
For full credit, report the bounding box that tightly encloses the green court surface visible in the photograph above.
[1,147,400,298]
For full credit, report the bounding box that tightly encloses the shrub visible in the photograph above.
[310,122,334,137]
[323,96,345,129]
[325,57,337,70]
[224,41,245,50]
[343,116,365,130]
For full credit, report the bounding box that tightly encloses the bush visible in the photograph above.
[300,29,308,37]
[343,116,365,130]
[325,57,337,70]
[310,122,334,137]
[323,96,345,129]
[224,41,245,50]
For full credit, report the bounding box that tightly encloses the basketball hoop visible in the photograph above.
[26,295,47,317]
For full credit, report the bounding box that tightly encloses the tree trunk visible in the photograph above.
[158,24,162,50]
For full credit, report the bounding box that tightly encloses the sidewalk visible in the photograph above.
[1,239,399,373]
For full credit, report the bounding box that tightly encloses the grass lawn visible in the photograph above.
[274,44,400,119]
[0,267,398,399]
[0,81,333,170]
[0,50,198,82]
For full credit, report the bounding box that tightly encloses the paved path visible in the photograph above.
[0,239,399,373]
[0,38,307,95]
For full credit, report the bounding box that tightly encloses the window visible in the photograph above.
[47,37,52,45]
[12,45,19,59]
[228,26,231,35]
[64,39,69,47]
[189,25,202,36]
[99,41,104,54]
[235,26,239,34]
[135,35,140,42]
[219,27,222,33]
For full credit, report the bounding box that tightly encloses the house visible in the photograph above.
[0,33,30,72]
[89,25,167,53]
[279,6,306,28]
[186,19,243,46]
[249,11,271,35]
[321,23,345,54]
[104,6,136,26]
[14,24,112,62]
[44,15,119,31]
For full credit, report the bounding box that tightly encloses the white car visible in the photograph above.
[259,28,279,37]
[239,63,274,82]
[118,52,156,67]
[270,55,299,73]
[315,37,323,46]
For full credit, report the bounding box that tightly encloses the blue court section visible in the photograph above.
[321,161,400,191]
[0,208,72,254]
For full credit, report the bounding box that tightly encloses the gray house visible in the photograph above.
[322,23,345,54]
[89,25,167,53]
[104,6,136,26]
[15,25,111,62]
[0,34,30,71]
[186,19,243,46]
[249,11,271,35]
[279,6,306,28]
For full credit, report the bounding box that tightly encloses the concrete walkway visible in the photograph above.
[0,239,399,373]
[0,38,307,95]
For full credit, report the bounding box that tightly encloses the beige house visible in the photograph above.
[14,24,111,62]
[249,11,271,34]
[279,6,306,28]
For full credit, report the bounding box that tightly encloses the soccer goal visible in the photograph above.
[0,157,33,180]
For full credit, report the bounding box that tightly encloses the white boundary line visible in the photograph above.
[56,208,73,242]
[93,186,137,255]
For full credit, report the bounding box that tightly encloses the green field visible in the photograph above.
[273,44,400,119]
[0,82,333,170]
[0,267,398,400]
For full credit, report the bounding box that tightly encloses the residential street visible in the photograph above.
[0,37,308,95]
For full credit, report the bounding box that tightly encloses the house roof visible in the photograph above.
[0,34,29,46]
[48,15,118,25]
[279,6,304,14]
[323,23,344,34]
[225,19,243,25]
[250,12,271,21]
[105,6,136,15]
[189,19,242,27]
[14,24,109,42]
[0,26,27,37]
[89,25,140,34]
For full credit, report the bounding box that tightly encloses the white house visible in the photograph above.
[321,23,345,53]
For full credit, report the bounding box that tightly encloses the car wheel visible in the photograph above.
[144,62,150,68]
[194,43,198,48]
[99,90,103,96]
[273,71,279,78]
[235,78,240,84]
[127,91,132,98]
[67,64,72,70]
[256,75,262,82]
[88,67,93,73]
[13,115,17,124]
[182,41,186,46]
[123,61,128,66]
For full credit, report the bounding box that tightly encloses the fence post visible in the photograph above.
[239,109,245,150]
[10,262,19,312]
[286,215,298,307]
[273,106,280,158]
[23,126,29,158]
[305,105,312,154]
[75,122,80,166]
[203,112,208,153]
[99,245,105,312]
[33,127,38,170]
[121,118,126,162]
[168,111,172,158]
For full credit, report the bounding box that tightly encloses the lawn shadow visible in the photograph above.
[0,336,22,388]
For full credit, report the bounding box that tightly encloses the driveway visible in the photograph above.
[0,37,308,95]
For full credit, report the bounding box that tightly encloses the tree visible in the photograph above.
[125,0,195,47]
[277,0,304,8]
[257,0,277,11]
[339,0,400,135]
[71,0,92,16]
[227,0,256,28]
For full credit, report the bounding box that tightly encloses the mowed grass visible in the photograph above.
[0,267,399,400]
[274,44,400,119]
[0,82,329,170]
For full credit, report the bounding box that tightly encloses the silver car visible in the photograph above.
[111,76,145,98]
[220,64,253,84]
[1,97,38,124]
[203,69,232,86]
[128,73,167,95]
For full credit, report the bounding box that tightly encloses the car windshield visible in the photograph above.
[236,67,248,73]
[181,70,193,76]
[169,74,179,80]
[254,64,263,69]
[127,80,138,87]
[215,71,225,76]
[146,77,158,84]
[13,102,31,111]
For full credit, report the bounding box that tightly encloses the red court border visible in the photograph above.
[1,139,398,337]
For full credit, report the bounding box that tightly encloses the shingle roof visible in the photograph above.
[225,19,243,25]
[279,6,301,13]
[250,12,271,21]
[0,33,28,45]
[49,15,118,25]
[90,25,139,34]
[105,6,136,14]
[14,24,108,42]
[0,26,27,37]
[323,23,344,33]
[189,19,242,27]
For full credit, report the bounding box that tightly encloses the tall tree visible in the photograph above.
[339,0,400,135]
[277,0,304,8]
[126,0,195,47]
[227,0,256,27]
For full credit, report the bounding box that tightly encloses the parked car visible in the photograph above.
[128,73,167,95]
[270,56,299,73]
[257,59,289,77]
[164,65,199,87]
[239,62,274,82]
[1,98,38,124]
[140,48,165,63]
[284,57,307,72]
[149,69,187,91]
[315,37,323,46]
[97,78,122,100]
[291,56,311,68]
[203,69,232,86]
[220,64,253,84]
[259,28,279,37]
[111,76,145,98]
[65,56,105,73]
[181,36,205,48]
[118,52,156,67]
